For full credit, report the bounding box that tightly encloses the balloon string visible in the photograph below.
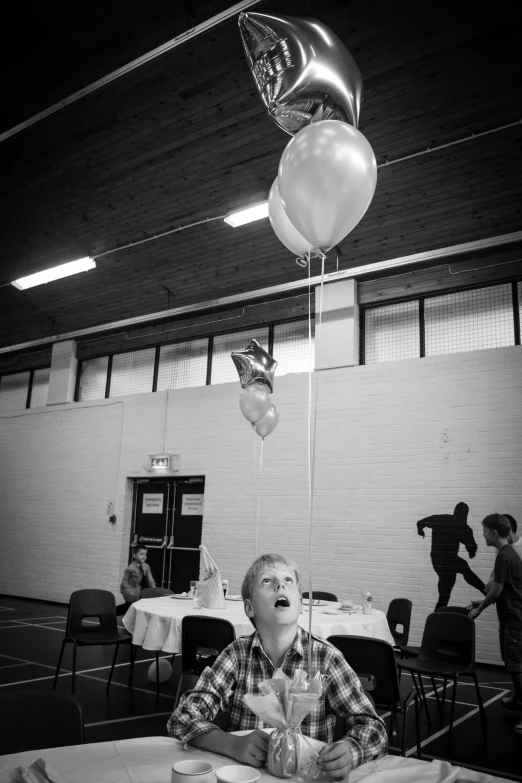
[253,425,259,558]
[307,252,326,676]
[255,438,264,557]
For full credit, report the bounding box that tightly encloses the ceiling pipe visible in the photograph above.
[0,0,265,144]
[0,231,521,356]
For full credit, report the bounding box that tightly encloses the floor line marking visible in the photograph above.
[0,607,15,611]
[7,616,66,622]
[85,711,172,727]
[405,689,510,757]
[420,753,522,782]
[0,662,31,669]
[426,696,477,707]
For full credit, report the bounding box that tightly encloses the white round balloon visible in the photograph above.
[147,658,172,683]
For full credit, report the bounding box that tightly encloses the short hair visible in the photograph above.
[241,553,302,602]
[482,513,511,538]
[133,544,147,554]
[504,514,517,534]
[454,502,469,518]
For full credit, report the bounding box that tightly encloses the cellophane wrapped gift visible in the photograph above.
[244,668,326,779]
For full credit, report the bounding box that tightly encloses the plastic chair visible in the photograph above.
[0,690,83,753]
[140,587,174,696]
[302,591,338,602]
[53,589,135,694]
[386,598,413,657]
[328,635,418,756]
[436,606,471,615]
[398,612,486,752]
[174,615,235,710]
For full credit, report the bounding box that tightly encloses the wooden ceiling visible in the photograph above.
[0,0,520,354]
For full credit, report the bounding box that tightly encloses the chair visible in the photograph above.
[398,612,486,752]
[386,598,413,657]
[53,589,135,694]
[141,587,174,696]
[0,691,83,753]
[328,635,418,756]
[436,606,471,615]
[174,615,236,713]
[302,591,338,602]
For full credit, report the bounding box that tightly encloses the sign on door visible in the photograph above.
[142,494,164,514]
[181,494,203,515]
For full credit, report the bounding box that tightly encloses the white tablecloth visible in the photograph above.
[0,736,513,783]
[122,598,395,653]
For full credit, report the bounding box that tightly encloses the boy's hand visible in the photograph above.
[229,729,268,767]
[317,741,353,781]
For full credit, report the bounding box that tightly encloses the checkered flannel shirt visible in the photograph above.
[167,626,387,768]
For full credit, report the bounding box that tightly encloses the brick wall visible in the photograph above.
[0,346,521,663]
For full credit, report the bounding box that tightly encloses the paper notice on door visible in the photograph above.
[181,494,204,515]
[142,493,164,514]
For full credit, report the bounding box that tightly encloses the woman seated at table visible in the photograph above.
[167,553,387,781]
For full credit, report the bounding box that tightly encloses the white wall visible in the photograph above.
[1,346,521,664]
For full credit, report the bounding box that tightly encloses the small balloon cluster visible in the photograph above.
[239,12,377,264]
[231,340,279,439]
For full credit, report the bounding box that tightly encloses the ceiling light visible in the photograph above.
[224,202,269,227]
[11,257,96,290]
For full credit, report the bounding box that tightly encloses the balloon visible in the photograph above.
[239,384,270,423]
[278,120,377,251]
[147,659,172,683]
[231,339,278,393]
[253,404,279,439]
[268,178,321,261]
[238,12,362,135]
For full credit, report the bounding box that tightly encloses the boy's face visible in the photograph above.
[244,563,302,629]
[134,549,147,563]
[482,524,496,547]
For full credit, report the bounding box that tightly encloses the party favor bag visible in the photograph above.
[244,668,326,779]
[198,545,226,609]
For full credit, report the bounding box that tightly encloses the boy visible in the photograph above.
[167,554,387,780]
[119,544,156,612]
[468,514,522,734]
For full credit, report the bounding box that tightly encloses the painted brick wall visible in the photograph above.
[0,346,521,663]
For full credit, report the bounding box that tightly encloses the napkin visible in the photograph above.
[10,758,64,783]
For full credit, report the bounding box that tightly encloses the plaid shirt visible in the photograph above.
[167,627,387,769]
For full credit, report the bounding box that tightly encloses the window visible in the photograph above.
[77,357,109,401]
[274,320,314,375]
[365,301,420,364]
[109,348,156,397]
[0,371,30,411]
[30,367,51,408]
[157,339,208,391]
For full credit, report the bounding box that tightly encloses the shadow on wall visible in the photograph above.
[417,502,485,610]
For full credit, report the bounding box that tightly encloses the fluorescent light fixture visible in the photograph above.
[11,257,96,290]
[224,202,269,227]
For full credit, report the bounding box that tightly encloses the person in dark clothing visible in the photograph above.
[117,544,156,615]
[417,501,485,610]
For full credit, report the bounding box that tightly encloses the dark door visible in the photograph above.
[167,481,205,593]
[131,481,171,587]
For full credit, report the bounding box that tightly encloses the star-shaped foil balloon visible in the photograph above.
[231,339,278,393]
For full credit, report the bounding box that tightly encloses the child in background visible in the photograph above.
[118,544,156,614]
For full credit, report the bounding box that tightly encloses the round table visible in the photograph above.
[122,597,395,653]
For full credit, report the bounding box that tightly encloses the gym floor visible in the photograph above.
[0,596,520,780]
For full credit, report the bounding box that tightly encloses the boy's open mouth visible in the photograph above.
[274,596,290,608]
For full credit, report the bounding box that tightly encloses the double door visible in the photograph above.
[130,477,204,593]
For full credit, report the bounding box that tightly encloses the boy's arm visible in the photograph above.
[120,567,138,602]
[469,553,507,618]
[325,653,387,769]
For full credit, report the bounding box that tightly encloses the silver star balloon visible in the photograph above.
[231,339,277,393]
[238,11,363,136]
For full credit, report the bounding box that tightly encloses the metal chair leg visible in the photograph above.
[107,644,119,692]
[414,694,422,759]
[71,642,77,694]
[418,675,432,725]
[472,672,487,735]
[128,644,137,687]
[156,652,160,699]
[447,675,457,752]
[430,675,440,706]
[53,639,67,689]
[401,705,408,757]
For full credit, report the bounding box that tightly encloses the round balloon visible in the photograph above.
[239,384,271,424]
[268,178,321,260]
[253,404,279,439]
[147,659,172,683]
[238,12,363,135]
[278,120,377,251]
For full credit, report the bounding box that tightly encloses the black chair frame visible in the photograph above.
[302,591,338,602]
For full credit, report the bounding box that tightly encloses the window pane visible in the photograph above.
[110,348,155,397]
[157,339,208,390]
[0,371,30,411]
[30,367,50,408]
[78,356,109,401]
[211,328,269,385]
[425,285,514,356]
[274,320,314,375]
[365,301,419,364]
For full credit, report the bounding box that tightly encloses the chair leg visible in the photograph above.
[401,705,408,757]
[72,642,77,695]
[441,676,447,714]
[414,694,422,759]
[418,675,432,725]
[471,672,487,735]
[447,675,457,752]
[53,639,67,689]
[107,644,119,692]
[156,652,160,699]
[128,644,137,687]
[430,675,440,707]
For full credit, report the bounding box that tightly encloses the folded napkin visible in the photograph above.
[10,758,64,783]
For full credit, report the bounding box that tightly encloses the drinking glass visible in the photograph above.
[189,580,197,597]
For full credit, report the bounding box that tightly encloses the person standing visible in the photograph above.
[417,501,485,610]
[118,543,156,614]
[468,514,522,734]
